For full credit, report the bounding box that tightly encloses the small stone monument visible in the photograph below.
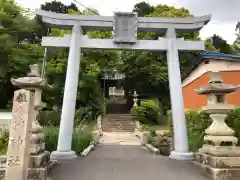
[2,64,56,179]
[4,89,34,180]
[195,72,240,180]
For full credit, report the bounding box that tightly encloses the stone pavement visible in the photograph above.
[50,145,210,180]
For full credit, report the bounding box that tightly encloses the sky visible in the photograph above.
[16,0,240,44]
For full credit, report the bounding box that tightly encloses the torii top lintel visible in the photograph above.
[35,9,211,34]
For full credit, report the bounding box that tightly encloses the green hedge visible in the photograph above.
[167,107,240,152]
[0,127,92,156]
[131,98,163,124]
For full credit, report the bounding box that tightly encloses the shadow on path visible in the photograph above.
[50,145,209,180]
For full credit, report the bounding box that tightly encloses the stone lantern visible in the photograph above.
[133,91,139,107]
[195,71,240,180]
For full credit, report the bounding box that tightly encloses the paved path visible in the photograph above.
[50,145,209,180]
[99,132,141,145]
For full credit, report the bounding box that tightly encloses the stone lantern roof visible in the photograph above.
[196,72,240,95]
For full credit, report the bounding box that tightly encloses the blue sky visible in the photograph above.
[16,0,240,44]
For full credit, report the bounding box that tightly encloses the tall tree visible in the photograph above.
[211,34,233,54]
[133,1,155,17]
[41,1,68,13]
[0,0,43,108]
[123,4,213,111]
[234,21,240,51]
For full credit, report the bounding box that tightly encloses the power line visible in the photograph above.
[73,0,100,15]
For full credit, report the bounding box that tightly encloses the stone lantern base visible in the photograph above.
[194,146,240,180]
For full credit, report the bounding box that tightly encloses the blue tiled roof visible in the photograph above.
[193,51,240,64]
[182,51,240,80]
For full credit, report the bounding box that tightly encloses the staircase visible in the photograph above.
[102,114,135,132]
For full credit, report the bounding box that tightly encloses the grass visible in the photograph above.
[0,121,95,156]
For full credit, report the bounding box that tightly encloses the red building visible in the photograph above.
[182,51,240,110]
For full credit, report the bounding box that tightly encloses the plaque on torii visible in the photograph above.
[113,12,138,44]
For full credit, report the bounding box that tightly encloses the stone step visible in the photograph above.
[102,128,134,131]
[102,129,135,131]
[107,114,133,117]
[102,126,135,130]
[102,114,136,133]
[102,125,135,127]
[99,132,141,145]
[102,123,135,126]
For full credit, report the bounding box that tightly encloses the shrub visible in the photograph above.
[168,107,240,151]
[75,107,92,126]
[131,98,163,124]
[39,111,61,127]
[43,127,92,155]
[167,110,211,152]
[72,129,92,155]
[149,128,157,137]
[43,127,59,152]
[0,130,9,155]
[226,107,240,143]
[0,128,93,156]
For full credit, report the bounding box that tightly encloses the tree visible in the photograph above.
[211,34,233,54]
[121,4,212,111]
[234,21,240,53]
[41,1,68,13]
[133,1,155,17]
[0,0,44,108]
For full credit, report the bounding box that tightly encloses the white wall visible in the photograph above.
[182,60,240,87]
[0,111,12,130]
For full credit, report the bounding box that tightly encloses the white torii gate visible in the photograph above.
[36,9,211,161]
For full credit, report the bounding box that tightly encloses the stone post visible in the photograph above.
[51,24,82,160]
[5,90,34,180]
[166,28,193,160]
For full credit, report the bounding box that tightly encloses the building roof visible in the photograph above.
[182,51,240,81]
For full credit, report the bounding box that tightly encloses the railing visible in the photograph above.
[78,111,92,128]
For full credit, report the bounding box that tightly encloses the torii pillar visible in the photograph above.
[51,25,82,160]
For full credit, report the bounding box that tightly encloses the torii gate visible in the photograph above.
[36,9,211,161]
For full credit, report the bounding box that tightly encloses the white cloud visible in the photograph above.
[15,0,239,43]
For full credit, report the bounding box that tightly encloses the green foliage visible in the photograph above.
[43,127,92,156]
[0,130,9,155]
[133,1,155,17]
[132,99,163,124]
[167,110,211,152]
[149,128,157,137]
[0,0,43,108]
[41,1,78,14]
[38,111,61,127]
[0,127,93,156]
[43,127,59,152]
[168,107,240,152]
[211,34,234,54]
[226,107,240,142]
[123,4,204,110]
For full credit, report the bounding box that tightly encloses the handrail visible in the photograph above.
[78,111,92,128]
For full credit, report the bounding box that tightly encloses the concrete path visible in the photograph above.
[99,132,141,145]
[50,145,209,180]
